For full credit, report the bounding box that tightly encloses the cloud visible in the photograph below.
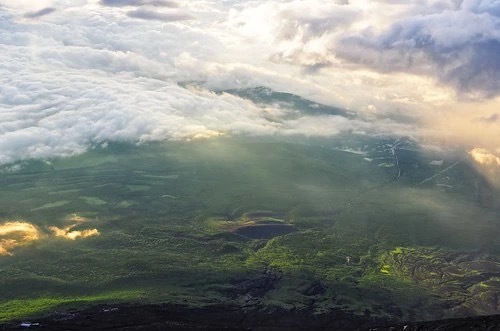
[225,1,360,68]
[469,148,500,167]
[0,0,55,12]
[24,7,56,19]
[127,8,193,22]
[48,213,100,240]
[226,0,500,99]
[468,147,500,189]
[0,0,498,167]
[0,5,365,166]
[100,0,177,7]
[0,214,100,255]
[479,113,499,123]
[335,1,500,99]
[0,222,40,256]
[49,227,99,240]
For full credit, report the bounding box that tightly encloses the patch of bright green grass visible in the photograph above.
[0,290,148,322]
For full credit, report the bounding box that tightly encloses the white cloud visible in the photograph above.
[0,0,498,166]
[0,0,56,11]
[469,148,500,167]
[127,8,193,22]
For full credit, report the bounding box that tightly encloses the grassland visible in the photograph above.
[0,136,498,322]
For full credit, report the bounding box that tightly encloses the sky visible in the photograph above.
[0,0,499,165]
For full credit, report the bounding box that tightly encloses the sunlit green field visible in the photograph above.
[1,136,499,322]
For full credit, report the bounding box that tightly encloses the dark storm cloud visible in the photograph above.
[127,9,193,21]
[24,7,56,18]
[100,0,177,7]
[336,1,500,99]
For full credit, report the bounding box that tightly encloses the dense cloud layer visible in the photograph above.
[100,0,177,7]
[336,1,500,99]
[127,8,193,21]
[229,0,500,99]
[0,0,498,165]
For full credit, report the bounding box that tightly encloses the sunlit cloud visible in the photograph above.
[65,214,90,223]
[417,96,500,154]
[0,221,40,256]
[188,129,225,141]
[49,227,100,240]
[49,213,100,240]
[469,148,500,167]
[0,214,100,256]
[468,147,500,189]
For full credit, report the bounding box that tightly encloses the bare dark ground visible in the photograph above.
[1,303,499,331]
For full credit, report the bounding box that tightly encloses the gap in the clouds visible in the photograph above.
[218,86,357,119]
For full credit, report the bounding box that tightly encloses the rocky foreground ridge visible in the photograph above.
[1,303,499,331]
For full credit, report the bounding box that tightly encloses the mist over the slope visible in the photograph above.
[0,0,499,165]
